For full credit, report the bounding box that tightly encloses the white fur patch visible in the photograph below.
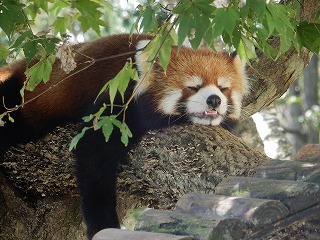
[234,55,250,95]
[228,91,243,119]
[191,115,224,126]
[217,77,231,89]
[134,40,151,97]
[158,89,182,115]
[187,85,228,126]
[185,76,203,88]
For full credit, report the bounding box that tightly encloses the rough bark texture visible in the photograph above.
[0,124,268,239]
[116,125,268,220]
[0,173,85,240]
[0,125,84,240]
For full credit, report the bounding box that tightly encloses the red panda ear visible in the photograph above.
[232,53,250,95]
[232,52,246,75]
[135,40,150,77]
[134,40,152,96]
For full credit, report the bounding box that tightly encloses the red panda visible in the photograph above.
[0,34,248,239]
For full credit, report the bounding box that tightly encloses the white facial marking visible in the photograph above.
[159,89,182,115]
[228,91,242,119]
[134,40,151,97]
[217,77,231,89]
[185,76,203,88]
[187,85,228,126]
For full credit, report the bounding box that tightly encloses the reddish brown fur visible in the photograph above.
[145,47,247,112]
[0,34,152,130]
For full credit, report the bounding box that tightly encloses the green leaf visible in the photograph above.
[267,3,294,33]
[82,114,94,123]
[107,74,119,110]
[96,60,138,111]
[159,32,174,71]
[231,26,241,49]
[0,0,28,39]
[10,30,33,49]
[71,0,105,34]
[120,126,132,146]
[265,10,275,36]
[69,127,89,150]
[107,117,132,146]
[176,13,192,48]
[33,0,49,13]
[246,0,266,19]
[224,7,240,37]
[101,118,114,142]
[254,22,269,41]
[25,52,56,91]
[53,17,72,35]
[0,44,9,61]
[143,29,174,71]
[22,36,59,66]
[279,33,292,54]
[24,0,52,18]
[144,34,161,61]
[193,0,216,14]
[12,34,59,65]
[297,22,320,53]
[258,41,277,59]
[109,117,123,130]
[172,0,192,14]
[237,36,257,61]
[118,122,132,147]
[118,60,138,101]
[140,5,156,32]
[189,8,211,49]
[212,8,228,38]
[203,26,215,48]
[23,40,40,65]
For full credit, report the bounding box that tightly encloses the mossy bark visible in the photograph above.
[0,123,268,239]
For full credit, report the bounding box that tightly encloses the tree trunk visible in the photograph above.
[303,55,319,144]
[282,82,306,156]
[0,124,268,239]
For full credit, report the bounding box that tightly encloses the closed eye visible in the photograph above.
[220,87,229,92]
[187,85,201,92]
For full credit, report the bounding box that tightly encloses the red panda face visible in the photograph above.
[135,40,249,126]
[184,76,230,125]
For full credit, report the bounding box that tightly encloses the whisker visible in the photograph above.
[170,112,189,124]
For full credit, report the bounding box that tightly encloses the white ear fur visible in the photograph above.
[233,55,249,95]
[135,40,150,76]
[134,40,152,97]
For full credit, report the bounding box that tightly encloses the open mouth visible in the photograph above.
[192,109,219,118]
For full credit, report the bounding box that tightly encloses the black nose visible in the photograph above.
[206,95,221,108]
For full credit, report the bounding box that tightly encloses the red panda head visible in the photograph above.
[135,40,249,126]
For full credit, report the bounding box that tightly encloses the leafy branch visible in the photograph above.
[70,5,178,149]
